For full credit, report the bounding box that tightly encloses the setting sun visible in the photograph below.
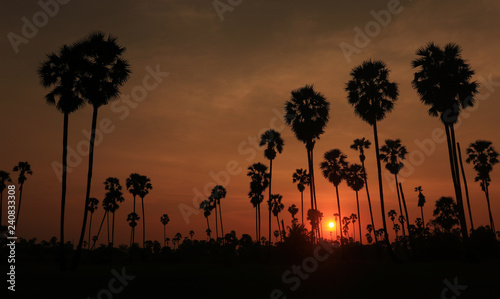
[329,222,335,228]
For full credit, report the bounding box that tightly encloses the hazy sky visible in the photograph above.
[1,0,499,245]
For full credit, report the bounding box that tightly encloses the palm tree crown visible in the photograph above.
[379,139,408,175]
[320,149,348,187]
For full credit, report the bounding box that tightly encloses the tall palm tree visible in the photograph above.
[86,197,99,250]
[346,60,398,255]
[12,161,32,226]
[270,194,284,240]
[292,168,310,225]
[126,212,140,247]
[320,149,349,244]
[160,214,170,247]
[466,140,499,232]
[0,171,12,226]
[101,197,116,246]
[350,138,377,244]
[259,129,284,246]
[210,185,227,238]
[412,42,478,242]
[415,186,426,228]
[72,31,130,270]
[38,44,86,269]
[345,163,365,244]
[284,85,330,236]
[248,163,270,242]
[104,177,124,247]
[379,139,408,238]
[138,175,153,247]
[126,173,143,245]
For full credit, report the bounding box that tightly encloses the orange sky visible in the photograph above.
[1,0,499,245]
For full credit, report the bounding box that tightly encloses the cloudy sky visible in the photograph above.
[1,0,499,245]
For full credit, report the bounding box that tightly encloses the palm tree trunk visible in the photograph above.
[132,195,136,246]
[107,211,110,246]
[269,158,273,246]
[372,121,396,259]
[420,207,425,228]
[218,201,224,238]
[72,106,98,270]
[457,142,474,230]
[214,201,218,239]
[257,203,261,242]
[112,211,115,247]
[88,212,93,250]
[356,191,362,244]
[91,210,107,250]
[163,225,166,247]
[255,207,258,242]
[15,184,23,227]
[335,185,343,245]
[361,159,378,244]
[395,175,406,238]
[448,125,469,240]
[59,112,69,270]
[281,219,286,239]
[484,181,495,232]
[276,214,280,240]
[300,191,304,225]
[399,182,417,259]
[141,196,146,248]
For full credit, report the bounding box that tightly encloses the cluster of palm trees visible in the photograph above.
[199,185,227,240]
[0,162,33,228]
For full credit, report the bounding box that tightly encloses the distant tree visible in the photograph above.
[415,186,426,228]
[104,177,124,247]
[160,214,170,247]
[0,171,12,226]
[342,216,351,240]
[86,197,99,249]
[466,140,498,232]
[288,204,299,224]
[345,163,365,244]
[432,196,460,233]
[307,209,323,238]
[292,168,310,226]
[126,173,152,247]
[350,213,358,242]
[210,185,227,238]
[12,161,33,226]
[320,149,349,243]
[200,200,213,239]
[189,230,195,240]
[271,194,284,241]
[126,212,140,247]
[273,230,280,243]
[351,138,377,244]
[247,163,270,242]
[259,129,284,246]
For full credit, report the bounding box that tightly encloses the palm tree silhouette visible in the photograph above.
[101,196,116,246]
[189,230,195,240]
[345,163,365,244]
[199,200,213,239]
[350,213,358,242]
[0,171,12,226]
[273,230,280,243]
[350,138,378,244]
[259,129,284,246]
[126,173,144,245]
[72,32,130,269]
[210,185,227,239]
[247,163,270,242]
[270,194,284,241]
[320,149,348,244]
[288,204,299,224]
[415,186,426,228]
[38,44,86,269]
[174,232,182,249]
[379,138,408,238]
[433,196,459,233]
[333,213,340,240]
[346,60,398,256]
[466,140,498,232]
[126,212,140,247]
[86,197,99,250]
[12,161,32,227]
[284,85,330,238]
[412,42,478,242]
[160,214,170,247]
[104,177,124,247]
[388,209,397,238]
[292,168,310,226]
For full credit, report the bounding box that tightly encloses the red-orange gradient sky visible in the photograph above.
[1,0,499,245]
